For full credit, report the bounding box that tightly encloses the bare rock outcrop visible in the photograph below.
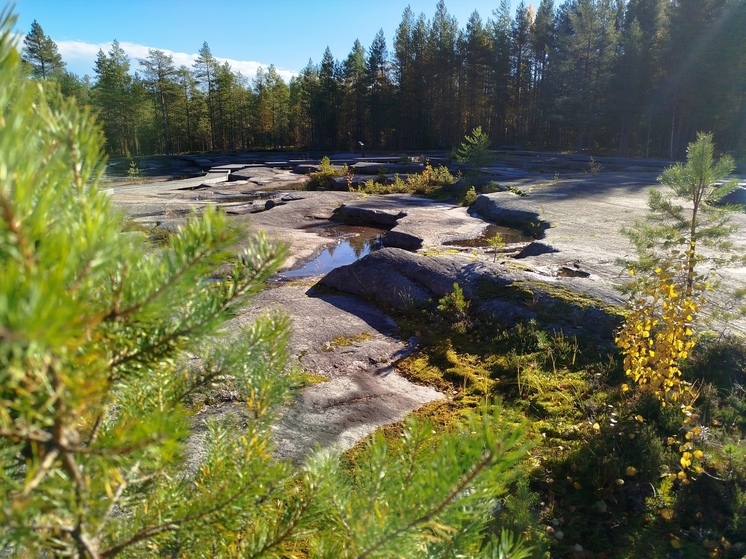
[320,247,623,340]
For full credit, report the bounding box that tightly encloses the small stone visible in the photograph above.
[574,544,584,552]
[555,530,564,540]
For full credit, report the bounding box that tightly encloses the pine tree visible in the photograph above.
[624,132,739,288]
[138,49,178,154]
[341,39,368,149]
[193,41,218,149]
[617,133,739,402]
[509,2,534,143]
[612,0,666,156]
[393,6,429,148]
[93,40,136,155]
[488,1,513,146]
[453,125,493,166]
[291,60,320,147]
[427,0,460,146]
[22,19,64,79]
[174,65,199,152]
[528,0,555,145]
[366,29,393,148]
[393,6,415,148]
[460,11,494,135]
[318,47,341,149]
[213,61,238,150]
[253,65,289,148]
[553,0,620,152]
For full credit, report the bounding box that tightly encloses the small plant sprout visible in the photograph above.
[486,232,505,262]
[128,159,141,180]
[462,186,478,206]
[437,283,471,333]
[587,156,603,175]
[453,126,493,167]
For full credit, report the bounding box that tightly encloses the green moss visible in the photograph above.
[336,268,746,558]
[293,371,330,386]
[420,248,461,256]
[121,217,173,245]
[322,332,372,352]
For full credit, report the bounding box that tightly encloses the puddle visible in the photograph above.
[557,266,590,278]
[280,224,386,278]
[444,224,533,248]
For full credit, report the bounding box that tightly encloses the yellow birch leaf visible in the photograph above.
[680,452,692,468]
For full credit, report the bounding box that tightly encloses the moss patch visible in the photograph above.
[337,270,746,558]
[322,332,372,352]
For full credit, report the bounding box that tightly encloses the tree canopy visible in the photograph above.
[19,1,746,158]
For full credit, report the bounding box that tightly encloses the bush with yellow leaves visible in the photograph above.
[617,133,739,480]
[616,259,705,404]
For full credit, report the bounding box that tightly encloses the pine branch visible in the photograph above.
[245,493,315,559]
[18,447,61,498]
[106,257,277,378]
[356,448,495,559]
[100,477,275,558]
[0,426,53,444]
[101,244,213,323]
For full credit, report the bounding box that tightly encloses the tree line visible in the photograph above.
[22,0,746,158]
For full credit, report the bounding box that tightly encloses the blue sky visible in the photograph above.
[11,0,528,82]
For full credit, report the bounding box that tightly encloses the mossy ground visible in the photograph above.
[343,284,746,558]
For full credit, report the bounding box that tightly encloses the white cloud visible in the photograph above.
[56,40,297,83]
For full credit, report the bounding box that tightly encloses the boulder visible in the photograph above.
[381,230,422,251]
[515,242,558,259]
[333,196,487,249]
[320,248,507,311]
[471,192,542,227]
[320,247,622,338]
[333,204,406,227]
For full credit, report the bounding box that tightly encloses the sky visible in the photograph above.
[11,0,527,83]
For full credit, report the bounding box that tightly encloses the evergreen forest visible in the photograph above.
[20,0,746,160]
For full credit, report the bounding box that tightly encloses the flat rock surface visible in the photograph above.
[109,175,447,462]
[471,173,658,282]
[236,284,441,462]
[108,161,746,463]
[471,173,746,334]
[334,194,489,250]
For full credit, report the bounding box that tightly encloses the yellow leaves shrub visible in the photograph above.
[615,262,704,404]
[617,259,710,479]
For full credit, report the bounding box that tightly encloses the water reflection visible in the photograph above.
[280,224,385,278]
[444,224,532,247]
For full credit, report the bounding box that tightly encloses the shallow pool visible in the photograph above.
[444,224,533,248]
[280,224,386,278]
